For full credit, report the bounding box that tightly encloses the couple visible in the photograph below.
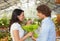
[10,4,56,41]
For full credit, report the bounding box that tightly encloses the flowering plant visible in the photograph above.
[23,24,38,38]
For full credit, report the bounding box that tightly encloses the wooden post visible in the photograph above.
[57,14,60,25]
[55,0,60,4]
[56,14,60,37]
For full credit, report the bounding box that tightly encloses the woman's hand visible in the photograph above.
[27,32,33,37]
[21,32,33,41]
[31,36,36,41]
[26,20,32,25]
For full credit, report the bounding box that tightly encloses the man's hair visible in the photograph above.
[37,4,51,17]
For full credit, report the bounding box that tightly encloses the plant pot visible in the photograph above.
[55,0,60,4]
[0,26,7,31]
[1,37,8,41]
[56,30,60,37]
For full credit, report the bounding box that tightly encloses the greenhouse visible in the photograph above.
[0,0,60,41]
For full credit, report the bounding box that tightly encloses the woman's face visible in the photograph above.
[17,12,25,22]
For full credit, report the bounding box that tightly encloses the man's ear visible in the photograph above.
[17,16,19,18]
[42,14,45,17]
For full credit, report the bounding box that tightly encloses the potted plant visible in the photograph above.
[0,14,10,41]
[0,31,8,41]
[52,14,60,37]
[0,14,10,30]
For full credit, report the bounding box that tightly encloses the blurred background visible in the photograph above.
[0,0,60,41]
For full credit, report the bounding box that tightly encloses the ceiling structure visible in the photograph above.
[37,0,60,14]
[0,0,20,10]
[0,0,60,14]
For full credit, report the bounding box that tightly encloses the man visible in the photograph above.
[36,4,56,41]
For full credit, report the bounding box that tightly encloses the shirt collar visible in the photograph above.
[42,17,51,23]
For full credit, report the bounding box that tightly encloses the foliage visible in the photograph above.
[0,14,10,28]
[52,17,60,27]
[8,33,12,41]
[23,24,39,38]
[0,31,8,39]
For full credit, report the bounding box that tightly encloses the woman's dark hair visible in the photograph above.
[9,9,24,29]
[36,4,51,17]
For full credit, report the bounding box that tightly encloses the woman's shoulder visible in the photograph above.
[12,22,20,26]
[11,22,21,30]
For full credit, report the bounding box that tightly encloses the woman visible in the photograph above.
[10,9,33,41]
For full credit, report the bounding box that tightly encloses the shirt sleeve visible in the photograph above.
[11,23,20,30]
[36,22,50,41]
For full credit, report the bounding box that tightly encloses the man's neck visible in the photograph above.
[43,16,47,19]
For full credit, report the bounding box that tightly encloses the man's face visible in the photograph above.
[37,12,44,19]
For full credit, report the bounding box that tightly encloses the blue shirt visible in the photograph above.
[36,17,56,41]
